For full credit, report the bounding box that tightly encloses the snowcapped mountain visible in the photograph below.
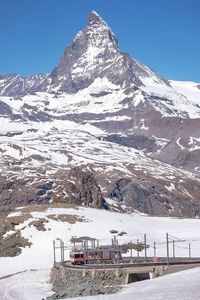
[0,11,200,217]
[0,73,48,97]
[1,11,200,299]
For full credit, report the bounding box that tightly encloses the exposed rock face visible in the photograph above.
[110,178,200,217]
[0,215,32,256]
[53,167,105,209]
[0,176,53,213]
[39,10,145,94]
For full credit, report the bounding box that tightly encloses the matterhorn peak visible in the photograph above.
[0,10,169,97]
[87,10,108,27]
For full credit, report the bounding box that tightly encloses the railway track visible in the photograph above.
[61,258,200,269]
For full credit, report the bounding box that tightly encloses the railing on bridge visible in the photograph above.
[52,232,199,267]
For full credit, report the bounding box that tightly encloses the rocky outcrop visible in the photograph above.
[53,167,105,209]
[0,175,53,214]
[110,178,200,217]
[0,215,32,256]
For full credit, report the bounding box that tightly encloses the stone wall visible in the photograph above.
[52,267,126,292]
[47,267,126,299]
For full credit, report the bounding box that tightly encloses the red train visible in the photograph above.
[70,248,122,264]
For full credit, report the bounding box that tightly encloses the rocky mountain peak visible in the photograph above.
[0,11,185,100]
[87,10,107,27]
[35,11,169,95]
[38,10,121,94]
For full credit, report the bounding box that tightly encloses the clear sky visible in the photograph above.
[0,0,199,82]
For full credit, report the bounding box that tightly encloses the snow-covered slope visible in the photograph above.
[1,266,200,300]
[170,80,200,106]
[1,114,200,217]
[1,205,200,299]
[1,205,200,277]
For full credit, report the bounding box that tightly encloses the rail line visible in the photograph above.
[60,258,200,270]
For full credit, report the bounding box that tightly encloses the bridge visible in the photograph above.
[50,258,200,286]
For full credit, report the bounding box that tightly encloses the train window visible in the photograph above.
[81,254,84,258]
[75,254,81,258]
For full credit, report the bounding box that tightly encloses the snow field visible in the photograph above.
[1,204,200,300]
[1,206,200,279]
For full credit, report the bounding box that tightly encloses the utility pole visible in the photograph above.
[130,240,133,259]
[116,238,119,267]
[62,241,65,263]
[84,241,86,266]
[166,233,169,265]
[173,240,175,258]
[189,243,191,259]
[53,240,56,267]
[144,234,147,259]
[137,239,139,258]
[153,242,156,258]
[60,240,63,265]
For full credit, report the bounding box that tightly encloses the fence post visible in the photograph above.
[166,233,169,265]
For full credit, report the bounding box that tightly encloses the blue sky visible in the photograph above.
[0,0,199,82]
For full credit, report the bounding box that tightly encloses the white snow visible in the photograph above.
[165,183,176,192]
[170,80,200,106]
[140,77,200,118]
[176,137,186,150]
[0,118,30,133]
[188,137,200,151]
[1,206,200,279]
[0,206,200,299]
[0,269,53,300]
[1,267,200,300]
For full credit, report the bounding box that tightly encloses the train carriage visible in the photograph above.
[70,248,122,264]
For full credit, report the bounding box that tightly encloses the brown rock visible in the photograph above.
[53,167,105,208]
